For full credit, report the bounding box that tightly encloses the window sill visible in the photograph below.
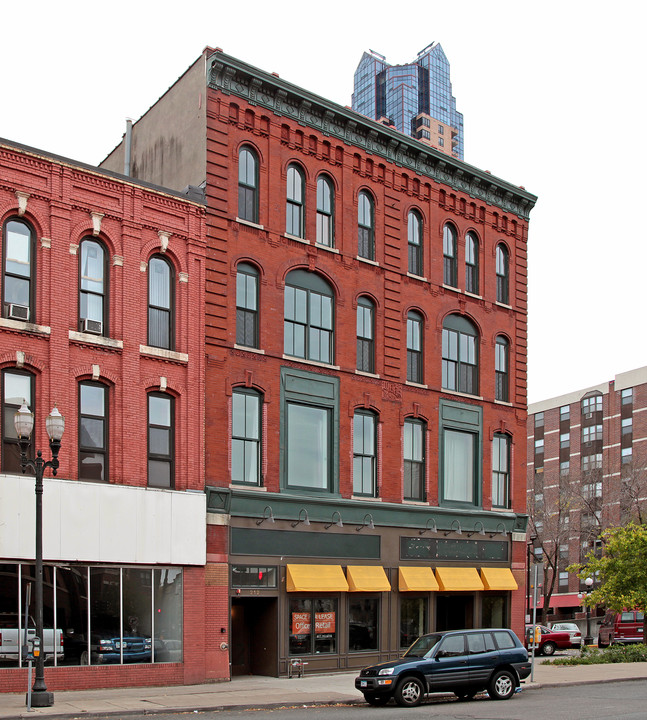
[351,495,382,502]
[315,242,339,254]
[494,399,513,406]
[284,232,309,244]
[406,381,428,389]
[465,291,482,300]
[402,499,429,506]
[355,370,380,379]
[69,330,123,349]
[495,301,513,309]
[406,272,427,282]
[234,344,265,354]
[0,317,51,335]
[282,354,340,370]
[442,284,461,293]
[235,217,265,230]
[230,483,267,491]
[357,256,379,267]
[140,345,189,363]
[442,389,484,401]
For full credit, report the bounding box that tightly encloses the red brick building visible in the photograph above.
[0,139,213,690]
[102,48,536,677]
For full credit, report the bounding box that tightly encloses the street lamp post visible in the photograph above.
[583,576,594,646]
[14,402,65,708]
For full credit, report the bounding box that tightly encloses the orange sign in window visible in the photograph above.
[291,612,310,635]
[314,611,335,633]
[291,611,336,635]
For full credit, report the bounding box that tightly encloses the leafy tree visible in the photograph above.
[568,523,647,643]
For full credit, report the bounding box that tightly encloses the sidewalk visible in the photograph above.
[2,661,647,719]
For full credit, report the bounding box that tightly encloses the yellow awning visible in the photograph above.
[286,564,349,592]
[399,567,439,592]
[435,566,484,592]
[346,565,391,592]
[480,567,518,591]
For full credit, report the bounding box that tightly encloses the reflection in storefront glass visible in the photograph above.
[400,597,428,649]
[349,598,378,652]
[154,568,183,662]
[288,598,338,656]
[482,594,506,628]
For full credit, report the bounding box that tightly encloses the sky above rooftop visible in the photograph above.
[2,0,644,404]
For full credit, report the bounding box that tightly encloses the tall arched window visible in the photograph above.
[496,243,509,304]
[286,164,305,238]
[357,191,374,260]
[316,175,334,247]
[148,392,174,488]
[232,388,261,485]
[238,146,259,223]
[443,223,457,287]
[408,210,423,276]
[495,335,509,402]
[442,314,479,395]
[406,311,423,384]
[465,231,479,294]
[236,263,259,348]
[3,218,35,322]
[2,368,34,473]
[356,296,375,374]
[79,238,107,335]
[148,255,174,349]
[353,410,377,497]
[284,270,334,364]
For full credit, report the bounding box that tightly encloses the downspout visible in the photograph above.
[123,118,133,177]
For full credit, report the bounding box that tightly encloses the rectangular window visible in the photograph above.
[400,597,427,649]
[231,566,277,588]
[79,382,107,481]
[621,417,633,436]
[492,434,510,508]
[348,598,378,652]
[356,299,375,373]
[560,405,570,422]
[2,370,34,474]
[534,412,544,429]
[621,388,633,405]
[289,598,337,655]
[560,432,570,449]
[560,461,570,477]
[582,425,603,444]
[148,393,174,488]
[443,429,475,503]
[353,412,376,496]
[582,395,602,414]
[622,447,633,464]
[582,453,602,471]
[404,419,425,501]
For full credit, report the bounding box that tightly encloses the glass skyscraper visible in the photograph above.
[352,43,464,160]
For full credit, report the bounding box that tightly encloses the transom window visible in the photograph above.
[404,418,425,501]
[232,388,261,485]
[353,411,377,496]
[407,210,423,276]
[495,335,509,402]
[443,223,457,287]
[465,231,479,294]
[284,270,333,364]
[316,175,334,247]
[492,433,510,508]
[356,297,375,373]
[286,164,305,238]
[442,314,479,395]
[1,369,34,474]
[406,311,423,383]
[79,238,107,335]
[148,393,174,488]
[236,263,259,348]
[148,255,173,350]
[79,382,108,482]
[238,146,259,223]
[495,243,509,304]
[2,219,34,322]
[357,191,375,260]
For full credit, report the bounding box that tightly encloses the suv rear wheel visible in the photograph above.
[488,669,516,700]
[394,676,424,707]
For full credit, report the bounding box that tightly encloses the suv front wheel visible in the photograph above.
[488,669,516,700]
[394,676,425,707]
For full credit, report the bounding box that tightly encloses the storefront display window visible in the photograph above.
[348,597,378,652]
[482,593,507,628]
[288,598,337,655]
[400,597,427,649]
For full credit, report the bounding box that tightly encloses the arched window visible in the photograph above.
[465,231,479,294]
[356,296,375,373]
[232,388,261,485]
[2,218,35,322]
[442,314,479,394]
[404,418,425,501]
[443,223,457,287]
[79,238,107,335]
[1,368,34,473]
[316,175,334,247]
[79,381,108,481]
[236,263,259,348]
[496,243,509,304]
[495,335,509,402]
[148,392,174,488]
[353,410,377,497]
[408,210,423,276]
[284,270,334,364]
[148,255,174,349]
[238,146,259,223]
[406,311,423,384]
[286,164,305,238]
[357,191,374,260]
[492,433,510,508]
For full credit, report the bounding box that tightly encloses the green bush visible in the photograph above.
[545,644,647,666]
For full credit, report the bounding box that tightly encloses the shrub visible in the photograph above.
[545,644,647,666]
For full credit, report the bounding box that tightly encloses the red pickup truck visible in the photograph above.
[598,611,645,647]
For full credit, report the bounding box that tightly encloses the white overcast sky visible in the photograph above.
[1,0,645,404]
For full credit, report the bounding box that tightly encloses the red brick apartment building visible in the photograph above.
[0,139,212,691]
[101,47,536,678]
[527,366,647,623]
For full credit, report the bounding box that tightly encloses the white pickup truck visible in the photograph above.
[0,613,63,663]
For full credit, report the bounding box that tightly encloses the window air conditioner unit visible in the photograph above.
[82,318,103,335]
[8,303,29,321]
[585,412,593,419]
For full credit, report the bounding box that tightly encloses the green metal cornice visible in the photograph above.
[207,51,537,220]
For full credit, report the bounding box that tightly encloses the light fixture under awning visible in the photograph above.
[399,566,439,592]
[346,565,391,592]
[435,566,484,592]
[286,564,349,592]
[480,567,518,591]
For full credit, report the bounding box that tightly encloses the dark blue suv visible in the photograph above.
[355,628,530,707]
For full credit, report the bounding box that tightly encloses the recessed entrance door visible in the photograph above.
[436,594,474,631]
[231,597,278,676]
